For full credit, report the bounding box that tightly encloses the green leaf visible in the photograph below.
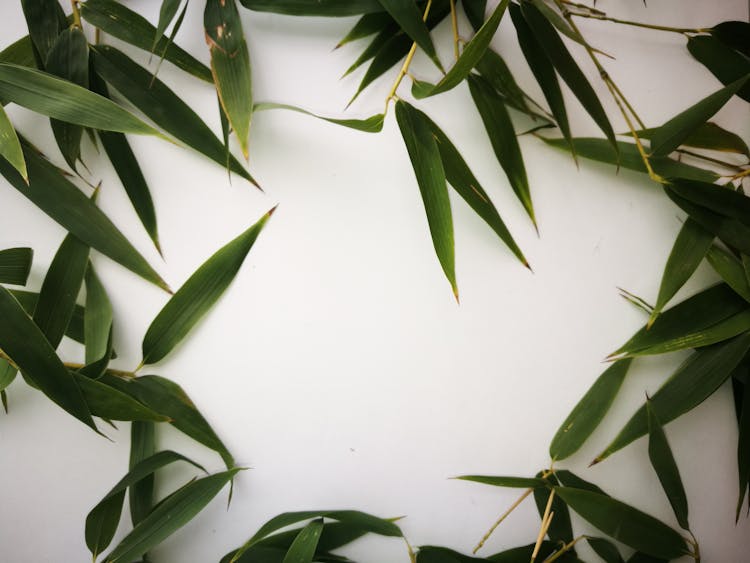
[103,468,238,563]
[80,0,213,83]
[646,399,689,530]
[75,373,168,422]
[395,100,457,299]
[205,0,253,159]
[130,422,156,526]
[83,263,114,366]
[509,3,572,156]
[0,247,32,286]
[10,289,85,344]
[554,487,688,559]
[650,218,714,323]
[520,2,618,157]
[554,470,607,495]
[416,546,487,562]
[635,122,750,158]
[0,31,37,69]
[282,518,324,563]
[423,112,528,267]
[533,474,574,546]
[20,0,67,65]
[254,102,384,133]
[687,36,750,103]
[103,374,234,468]
[376,0,443,71]
[610,283,750,359]
[141,208,272,365]
[153,0,184,52]
[542,137,720,182]
[486,542,557,562]
[0,105,26,180]
[239,0,384,16]
[462,0,488,31]
[90,45,257,186]
[44,27,89,171]
[649,75,750,157]
[596,331,750,462]
[341,24,396,78]
[549,359,632,460]
[454,475,546,488]
[33,233,89,350]
[736,378,750,519]
[412,0,509,99]
[467,74,534,228]
[707,245,750,303]
[0,63,160,136]
[336,12,393,48]
[711,21,750,57]
[586,537,624,563]
[0,285,95,431]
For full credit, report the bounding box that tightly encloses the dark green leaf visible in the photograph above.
[554,487,687,559]
[103,468,238,563]
[282,518,324,563]
[586,537,624,563]
[596,332,750,462]
[83,263,114,368]
[336,12,393,48]
[130,421,156,526]
[711,21,750,57]
[462,0,487,31]
[533,474,573,545]
[0,285,95,430]
[20,0,67,65]
[254,103,384,133]
[635,122,749,158]
[467,74,534,228]
[737,378,750,519]
[416,546,487,562]
[0,29,39,69]
[549,359,632,460]
[626,554,668,563]
[141,208,272,365]
[205,0,253,159]
[646,399,689,530]
[75,373,167,422]
[486,542,557,562]
[341,25,397,78]
[239,0,384,16]
[554,470,607,495]
[395,100,457,299]
[707,245,750,302]
[455,475,546,488]
[90,45,257,186]
[650,76,750,157]
[0,247,32,286]
[80,0,213,83]
[10,289,85,344]
[668,178,750,224]
[154,0,184,52]
[377,0,443,71]
[0,105,26,180]
[687,36,750,103]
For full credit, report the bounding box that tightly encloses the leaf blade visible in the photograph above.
[0,247,32,286]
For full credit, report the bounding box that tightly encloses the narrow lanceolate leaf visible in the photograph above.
[11,289,85,344]
[412,0,509,99]
[0,64,160,136]
[520,2,617,156]
[635,122,750,158]
[254,103,385,133]
[103,374,234,468]
[0,31,37,68]
[468,74,534,228]
[707,245,750,303]
[33,233,89,350]
[650,219,714,324]
[282,518,324,563]
[423,113,528,267]
[91,45,257,186]
[737,379,750,519]
[130,421,156,527]
[646,399,689,530]
[610,283,750,359]
[0,247,32,285]
[239,0,384,16]
[377,0,443,72]
[0,286,95,430]
[0,145,168,291]
[336,12,393,48]
[463,0,488,31]
[509,3,572,155]
[687,36,750,103]
[205,0,253,159]
[103,468,239,563]
[455,475,546,488]
[486,542,558,562]
[80,0,212,83]
[0,105,26,180]
[587,537,624,563]
[44,27,89,171]
[711,21,750,57]
[650,76,750,157]
[395,101,457,299]
[142,208,273,366]
[416,546,487,562]
[596,332,750,462]
[554,487,688,559]
[534,474,574,546]
[84,264,113,366]
[550,360,632,461]
[20,0,67,64]
[154,0,184,52]
[75,374,168,422]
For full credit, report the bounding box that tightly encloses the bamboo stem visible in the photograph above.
[568,10,709,35]
[449,0,460,61]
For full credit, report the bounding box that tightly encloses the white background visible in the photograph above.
[1,1,749,561]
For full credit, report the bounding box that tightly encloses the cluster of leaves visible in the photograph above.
[1,0,749,561]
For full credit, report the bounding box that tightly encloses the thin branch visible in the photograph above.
[568,10,710,35]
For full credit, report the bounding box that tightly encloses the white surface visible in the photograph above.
[1,1,749,561]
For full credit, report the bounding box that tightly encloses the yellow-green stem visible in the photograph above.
[568,10,710,35]
[0,349,135,379]
[449,0,460,61]
[71,0,82,28]
[542,536,586,563]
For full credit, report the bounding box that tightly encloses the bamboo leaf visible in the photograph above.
[205,0,253,159]
[668,178,750,224]
[423,112,528,267]
[336,12,393,48]
[711,21,750,57]
[554,470,607,495]
[0,105,26,180]
[416,546,487,562]
[0,285,96,431]
[154,0,184,52]
[142,208,272,365]
[130,421,156,527]
[635,122,750,158]
[549,359,632,460]
[646,399,690,530]
[377,0,443,72]
[239,0,384,16]
[467,74,534,228]
[10,289,85,344]
[395,100,457,299]
[0,31,36,69]
[90,45,258,186]
[737,378,750,519]
[596,332,750,462]
[341,25,397,79]
[0,247,32,286]
[462,0,488,31]
[80,0,213,83]
[586,537,624,563]
[650,75,750,157]
[412,0,509,99]
[83,263,113,366]
[103,468,239,563]
[20,0,67,65]
[533,473,574,546]
[282,518,324,563]
[455,475,546,488]
[554,487,688,559]
[75,373,168,422]
[486,542,557,562]
[706,245,750,302]
[687,36,750,103]
[254,102,384,133]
